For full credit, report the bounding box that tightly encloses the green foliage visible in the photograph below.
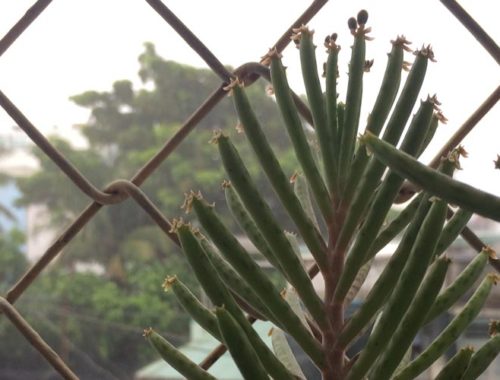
[0,230,44,371]
[17,42,297,270]
[146,10,499,380]
[1,252,196,378]
[0,229,27,293]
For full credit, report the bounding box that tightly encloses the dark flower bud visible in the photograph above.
[357,9,369,25]
[348,17,357,31]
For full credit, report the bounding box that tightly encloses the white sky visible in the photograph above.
[0,0,499,193]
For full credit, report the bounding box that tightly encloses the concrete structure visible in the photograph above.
[0,128,38,236]
[0,127,61,261]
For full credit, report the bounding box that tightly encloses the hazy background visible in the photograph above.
[1,0,499,191]
[0,2,499,379]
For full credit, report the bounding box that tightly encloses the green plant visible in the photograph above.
[145,10,499,379]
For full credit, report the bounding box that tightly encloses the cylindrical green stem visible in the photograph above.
[393,274,497,380]
[337,30,365,195]
[215,134,326,328]
[339,194,432,347]
[362,132,500,221]
[425,248,491,324]
[434,208,473,258]
[461,334,500,380]
[370,256,450,380]
[190,195,324,367]
[367,192,423,260]
[336,47,431,253]
[293,172,320,230]
[165,276,221,340]
[215,307,269,380]
[144,328,217,380]
[176,221,294,378]
[341,37,405,205]
[299,27,337,192]
[346,168,451,380]
[199,237,281,325]
[336,98,436,302]
[325,36,340,193]
[223,182,283,272]
[230,83,328,268]
[269,53,332,222]
[434,346,474,380]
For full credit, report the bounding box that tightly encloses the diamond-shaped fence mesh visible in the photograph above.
[0,0,498,378]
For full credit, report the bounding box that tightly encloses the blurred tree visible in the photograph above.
[0,229,26,293]
[17,42,297,271]
[11,43,298,378]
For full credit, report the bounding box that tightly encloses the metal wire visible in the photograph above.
[0,0,498,378]
[0,0,53,57]
[439,0,500,65]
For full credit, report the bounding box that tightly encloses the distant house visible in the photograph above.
[0,128,38,235]
[0,127,68,262]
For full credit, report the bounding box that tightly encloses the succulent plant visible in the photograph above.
[145,10,499,380]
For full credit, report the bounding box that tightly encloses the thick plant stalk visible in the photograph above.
[175,221,241,313]
[336,102,345,155]
[362,132,500,221]
[417,113,441,157]
[144,328,217,380]
[393,274,498,380]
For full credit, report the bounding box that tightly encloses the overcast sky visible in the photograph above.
[0,0,498,193]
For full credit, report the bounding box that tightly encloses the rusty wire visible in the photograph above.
[0,0,499,378]
[0,0,53,57]
[440,0,500,65]
[0,297,79,380]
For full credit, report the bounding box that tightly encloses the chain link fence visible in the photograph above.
[0,0,498,378]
